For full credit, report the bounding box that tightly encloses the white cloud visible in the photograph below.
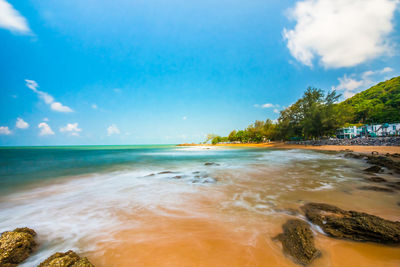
[107,124,120,136]
[0,126,11,135]
[50,102,73,113]
[255,103,279,109]
[25,79,73,113]
[283,0,398,68]
[381,67,394,74]
[43,117,49,121]
[16,117,29,129]
[38,122,54,136]
[332,67,394,98]
[262,103,274,108]
[60,123,82,136]
[182,116,187,120]
[0,0,31,34]
[273,109,279,114]
[91,104,98,109]
[113,88,122,93]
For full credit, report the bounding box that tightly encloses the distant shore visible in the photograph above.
[177,142,400,154]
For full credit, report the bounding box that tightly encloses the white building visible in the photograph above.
[337,123,400,139]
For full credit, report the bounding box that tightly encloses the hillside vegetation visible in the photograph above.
[207,76,400,143]
[340,76,400,124]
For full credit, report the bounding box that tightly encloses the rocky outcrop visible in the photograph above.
[0,227,37,267]
[38,250,94,267]
[286,137,400,146]
[302,203,400,244]
[343,152,400,173]
[276,219,320,266]
[366,155,400,174]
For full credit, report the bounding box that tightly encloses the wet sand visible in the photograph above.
[86,156,400,267]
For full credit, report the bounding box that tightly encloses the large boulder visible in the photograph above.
[302,203,400,244]
[38,250,94,267]
[0,227,37,267]
[276,219,320,265]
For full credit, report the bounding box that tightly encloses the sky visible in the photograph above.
[1,0,400,145]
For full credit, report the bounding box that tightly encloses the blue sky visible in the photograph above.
[1,0,400,145]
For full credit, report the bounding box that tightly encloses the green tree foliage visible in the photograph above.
[339,76,400,123]
[276,88,347,139]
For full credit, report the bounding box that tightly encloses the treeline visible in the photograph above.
[208,87,350,144]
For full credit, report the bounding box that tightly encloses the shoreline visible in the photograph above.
[177,142,400,154]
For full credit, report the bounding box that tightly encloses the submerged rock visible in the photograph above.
[363,176,386,183]
[204,162,220,166]
[158,171,176,174]
[363,165,383,173]
[276,219,320,266]
[343,153,364,159]
[358,186,394,193]
[302,203,400,244]
[38,250,94,267]
[0,227,37,267]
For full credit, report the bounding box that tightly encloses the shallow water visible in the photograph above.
[0,145,399,266]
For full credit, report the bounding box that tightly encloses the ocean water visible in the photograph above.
[0,145,399,266]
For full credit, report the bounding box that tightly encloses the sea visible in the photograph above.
[0,145,399,266]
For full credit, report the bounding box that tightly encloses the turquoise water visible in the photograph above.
[0,145,253,194]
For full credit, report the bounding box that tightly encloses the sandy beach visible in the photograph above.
[178,142,400,154]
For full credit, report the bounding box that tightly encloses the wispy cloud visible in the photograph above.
[254,103,279,109]
[38,122,54,136]
[0,126,11,135]
[16,117,29,129]
[25,79,73,113]
[60,123,82,136]
[91,104,98,109]
[182,116,187,120]
[332,67,394,98]
[107,124,120,136]
[0,0,32,35]
[284,0,399,68]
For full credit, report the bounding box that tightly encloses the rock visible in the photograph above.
[366,155,400,174]
[276,219,320,266]
[204,162,220,166]
[371,151,379,155]
[363,165,383,173]
[158,171,176,174]
[172,175,182,179]
[385,182,400,191]
[38,250,94,267]
[302,203,400,244]
[358,186,394,193]
[0,227,37,267]
[344,153,364,159]
[363,176,387,183]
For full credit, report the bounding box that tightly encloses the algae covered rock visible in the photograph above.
[302,203,400,244]
[363,165,383,173]
[38,250,94,267]
[276,219,320,266]
[0,227,37,267]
